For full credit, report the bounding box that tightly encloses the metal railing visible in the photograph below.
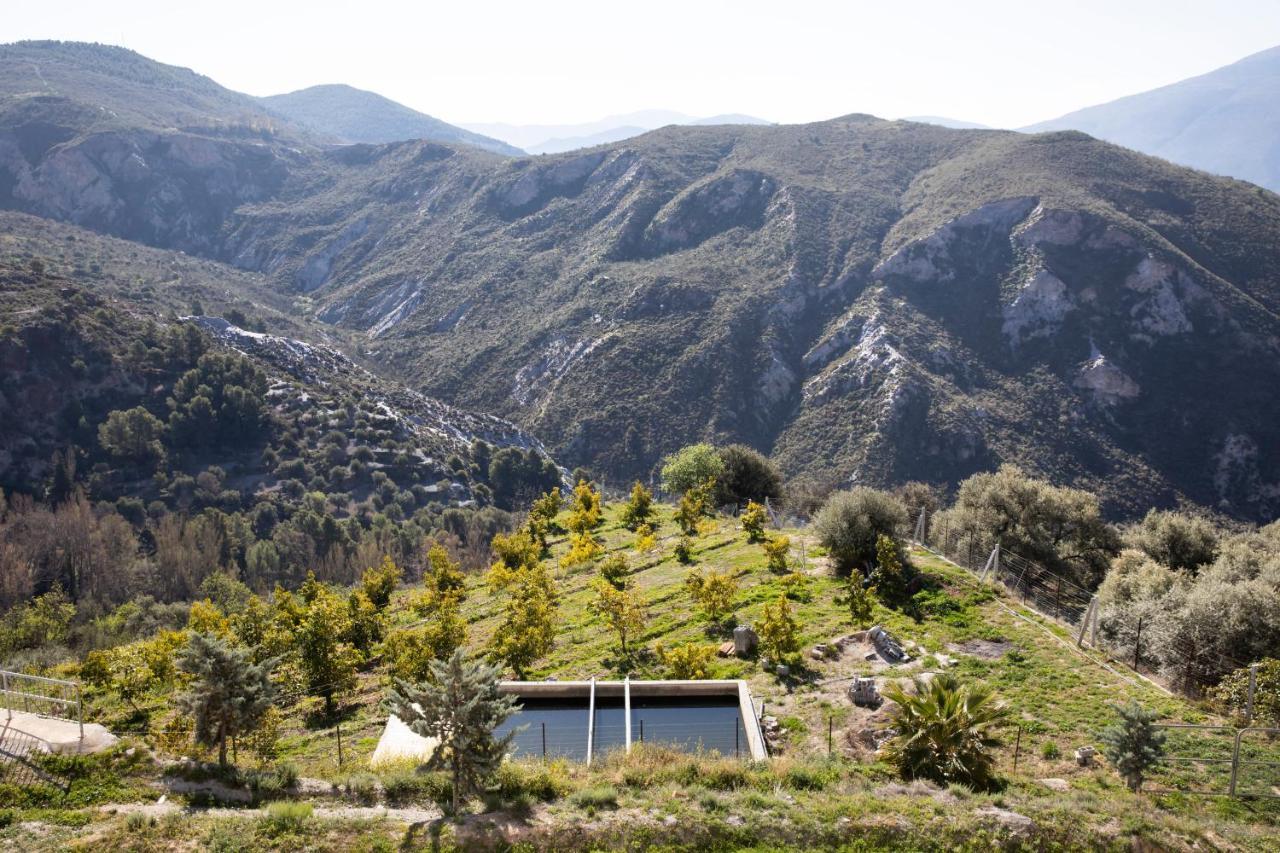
[0,717,69,792]
[1143,724,1280,798]
[1,670,84,742]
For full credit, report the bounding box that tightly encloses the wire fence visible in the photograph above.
[914,512,1279,798]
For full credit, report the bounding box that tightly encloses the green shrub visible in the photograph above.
[494,760,571,802]
[570,784,619,814]
[259,801,312,835]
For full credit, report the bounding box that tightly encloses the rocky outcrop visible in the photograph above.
[638,169,777,257]
[1074,354,1140,405]
[0,127,295,252]
[1002,270,1074,345]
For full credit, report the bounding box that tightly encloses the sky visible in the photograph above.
[4,0,1280,129]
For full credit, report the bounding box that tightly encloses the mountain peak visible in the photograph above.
[259,85,522,155]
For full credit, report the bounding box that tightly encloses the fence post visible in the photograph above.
[1229,729,1244,797]
[828,716,833,758]
[542,721,547,759]
[979,544,999,582]
[735,721,740,759]
[1077,597,1096,648]
[1244,663,1259,726]
[1133,616,1144,672]
[1053,576,1062,619]
[1013,726,1023,773]
[336,723,344,769]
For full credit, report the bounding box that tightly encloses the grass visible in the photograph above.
[4,503,1278,850]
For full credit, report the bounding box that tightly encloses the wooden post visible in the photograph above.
[336,723,344,769]
[1133,616,1144,672]
[542,722,547,759]
[1013,726,1023,773]
[828,717,833,758]
[1077,597,1096,648]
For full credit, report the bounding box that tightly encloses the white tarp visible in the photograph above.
[369,714,439,768]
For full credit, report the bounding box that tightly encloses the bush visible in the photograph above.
[813,488,907,574]
[259,801,312,835]
[713,445,782,508]
[569,784,619,813]
[881,673,1007,791]
[656,642,716,679]
[494,760,571,802]
[660,444,724,495]
[1127,509,1219,574]
[1212,658,1280,725]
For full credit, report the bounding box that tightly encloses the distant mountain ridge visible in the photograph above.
[465,110,772,154]
[3,42,1280,522]
[259,84,522,155]
[1025,45,1280,192]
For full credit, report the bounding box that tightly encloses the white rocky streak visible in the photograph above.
[1124,256,1196,339]
[1073,354,1139,404]
[1001,270,1074,344]
[873,197,1038,283]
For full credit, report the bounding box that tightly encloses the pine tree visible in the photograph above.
[1100,701,1166,792]
[177,632,276,765]
[386,649,519,816]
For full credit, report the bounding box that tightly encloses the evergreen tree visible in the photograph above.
[1100,701,1166,792]
[386,649,519,816]
[177,632,276,765]
[675,479,714,535]
[423,542,466,600]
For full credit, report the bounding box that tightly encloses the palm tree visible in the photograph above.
[880,673,1008,790]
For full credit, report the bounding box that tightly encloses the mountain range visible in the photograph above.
[463,110,773,154]
[2,40,1279,522]
[1027,45,1280,192]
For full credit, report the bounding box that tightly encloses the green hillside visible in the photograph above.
[2,500,1276,850]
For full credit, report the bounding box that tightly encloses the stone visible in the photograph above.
[1039,778,1070,792]
[733,625,758,656]
[848,676,880,707]
[1075,746,1096,767]
[868,625,910,663]
[775,664,790,678]
[811,644,829,660]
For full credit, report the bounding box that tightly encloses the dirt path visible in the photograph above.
[99,799,442,824]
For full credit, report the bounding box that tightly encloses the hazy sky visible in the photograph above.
[4,0,1280,128]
